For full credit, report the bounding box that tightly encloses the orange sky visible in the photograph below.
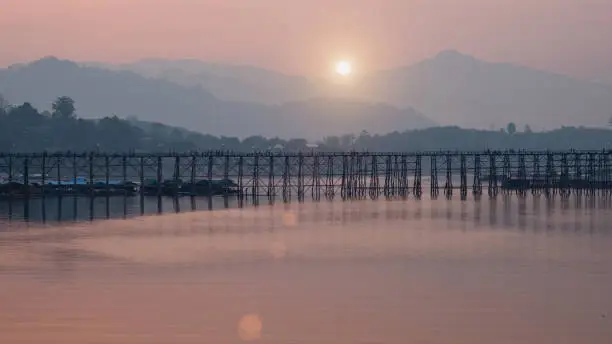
[1,0,611,80]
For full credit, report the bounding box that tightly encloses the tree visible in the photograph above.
[0,93,9,116]
[9,102,43,124]
[242,135,268,150]
[285,138,308,151]
[52,96,76,119]
[340,134,356,148]
[506,122,517,135]
[524,124,532,134]
[322,136,341,150]
[355,130,372,150]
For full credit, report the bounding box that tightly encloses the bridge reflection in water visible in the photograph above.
[0,190,611,232]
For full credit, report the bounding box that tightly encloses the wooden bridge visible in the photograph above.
[1,150,612,202]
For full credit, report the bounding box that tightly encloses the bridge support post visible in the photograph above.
[41,153,47,188]
[325,155,335,200]
[156,156,163,197]
[431,155,438,199]
[156,156,163,213]
[205,154,213,207]
[190,155,196,197]
[414,154,422,199]
[8,155,13,182]
[473,154,482,196]
[460,154,467,200]
[174,156,180,185]
[531,154,540,196]
[105,154,110,218]
[282,156,290,203]
[252,155,259,205]
[139,157,144,214]
[398,154,407,198]
[518,154,527,197]
[341,155,349,200]
[88,154,94,197]
[561,153,570,198]
[238,156,245,205]
[444,154,453,199]
[312,154,321,201]
[358,154,367,199]
[383,155,391,199]
[503,153,511,193]
[268,155,275,201]
[488,153,497,198]
[122,155,127,183]
[299,153,306,202]
[588,153,595,195]
[57,155,62,195]
[222,155,229,207]
[369,155,378,200]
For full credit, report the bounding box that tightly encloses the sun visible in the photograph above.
[335,60,352,76]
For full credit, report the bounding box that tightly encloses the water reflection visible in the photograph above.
[1,194,611,237]
[1,192,612,231]
[1,197,611,343]
[238,314,263,341]
[0,195,240,226]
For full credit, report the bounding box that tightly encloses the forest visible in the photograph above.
[1,95,612,152]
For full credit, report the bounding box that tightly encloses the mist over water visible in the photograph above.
[1,196,611,343]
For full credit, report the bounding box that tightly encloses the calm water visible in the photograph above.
[1,196,611,343]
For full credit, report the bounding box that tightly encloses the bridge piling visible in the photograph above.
[473,154,482,196]
[460,154,467,200]
[281,156,289,202]
[2,151,612,204]
[369,155,378,200]
[325,155,335,200]
[431,155,438,199]
[414,154,422,199]
[444,154,452,199]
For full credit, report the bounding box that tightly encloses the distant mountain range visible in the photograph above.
[2,51,611,140]
[0,58,433,139]
[84,59,317,105]
[358,50,612,130]
[86,51,612,130]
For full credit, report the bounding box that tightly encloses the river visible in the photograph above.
[1,196,611,343]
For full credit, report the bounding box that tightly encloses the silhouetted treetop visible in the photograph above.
[52,96,76,119]
[1,97,612,153]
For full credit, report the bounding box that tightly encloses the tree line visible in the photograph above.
[1,95,612,152]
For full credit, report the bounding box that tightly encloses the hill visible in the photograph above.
[0,57,435,140]
[358,50,612,130]
[96,51,612,131]
[83,59,317,105]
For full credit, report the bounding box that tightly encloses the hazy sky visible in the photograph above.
[1,0,611,81]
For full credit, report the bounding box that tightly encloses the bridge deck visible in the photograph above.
[1,151,612,201]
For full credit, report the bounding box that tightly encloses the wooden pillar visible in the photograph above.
[430,155,438,199]
[297,153,304,202]
[156,156,163,196]
[189,154,196,196]
[268,155,275,200]
[88,153,94,197]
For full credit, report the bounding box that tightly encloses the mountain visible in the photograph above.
[0,57,435,140]
[96,51,612,130]
[83,59,317,105]
[358,50,612,130]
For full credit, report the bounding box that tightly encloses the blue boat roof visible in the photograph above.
[47,177,89,185]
